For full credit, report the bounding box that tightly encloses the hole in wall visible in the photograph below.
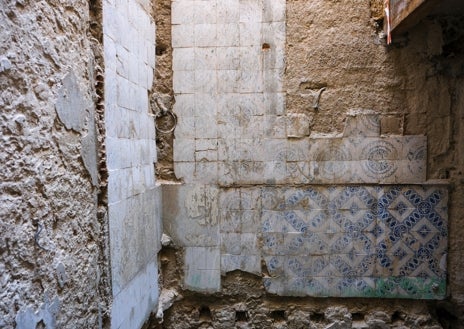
[270,310,286,322]
[262,43,271,50]
[156,45,167,56]
[391,311,402,323]
[352,312,365,321]
[199,306,212,322]
[36,320,46,329]
[436,306,458,329]
[310,312,325,323]
[235,311,248,322]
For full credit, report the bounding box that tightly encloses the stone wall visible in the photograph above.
[103,0,162,328]
[0,0,109,327]
[151,0,464,328]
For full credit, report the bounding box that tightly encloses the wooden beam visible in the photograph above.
[388,0,440,35]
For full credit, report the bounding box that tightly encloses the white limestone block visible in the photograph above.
[194,70,217,93]
[194,93,217,116]
[194,47,216,70]
[216,24,240,47]
[194,24,217,47]
[173,70,195,94]
[240,70,263,93]
[174,94,195,117]
[174,139,196,162]
[217,70,240,93]
[194,162,218,184]
[263,92,286,115]
[216,47,240,70]
[239,0,263,23]
[239,22,262,46]
[171,0,195,25]
[175,116,195,139]
[263,0,286,23]
[174,162,195,182]
[172,24,195,48]
[217,0,240,23]
[173,48,195,71]
[194,0,217,24]
[240,46,262,71]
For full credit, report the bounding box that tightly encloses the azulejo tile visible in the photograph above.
[257,185,448,299]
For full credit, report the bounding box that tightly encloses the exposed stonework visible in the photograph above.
[0,0,109,327]
[152,0,178,182]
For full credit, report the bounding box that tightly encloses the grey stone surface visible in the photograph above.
[80,105,99,186]
[16,296,60,329]
[55,71,88,132]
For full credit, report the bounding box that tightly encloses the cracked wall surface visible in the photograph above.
[0,0,109,327]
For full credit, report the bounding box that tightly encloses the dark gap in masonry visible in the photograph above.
[199,306,212,322]
[235,310,248,322]
[270,310,286,322]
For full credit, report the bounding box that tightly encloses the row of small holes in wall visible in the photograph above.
[198,308,408,323]
[198,307,286,323]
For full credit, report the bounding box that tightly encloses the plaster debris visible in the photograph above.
[0,56,11,72]
[156,289,183,322]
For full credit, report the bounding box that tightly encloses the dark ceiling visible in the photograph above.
[429,0,464,15]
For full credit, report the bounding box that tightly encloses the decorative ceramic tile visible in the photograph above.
[259,185,448,299]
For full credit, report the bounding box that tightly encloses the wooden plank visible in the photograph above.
[387,0,440,35]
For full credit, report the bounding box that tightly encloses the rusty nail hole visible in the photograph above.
[262,43,271,50]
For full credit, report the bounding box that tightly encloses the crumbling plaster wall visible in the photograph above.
[150,0,464,328]
[103,0,162,328]
[0,0,110,327]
